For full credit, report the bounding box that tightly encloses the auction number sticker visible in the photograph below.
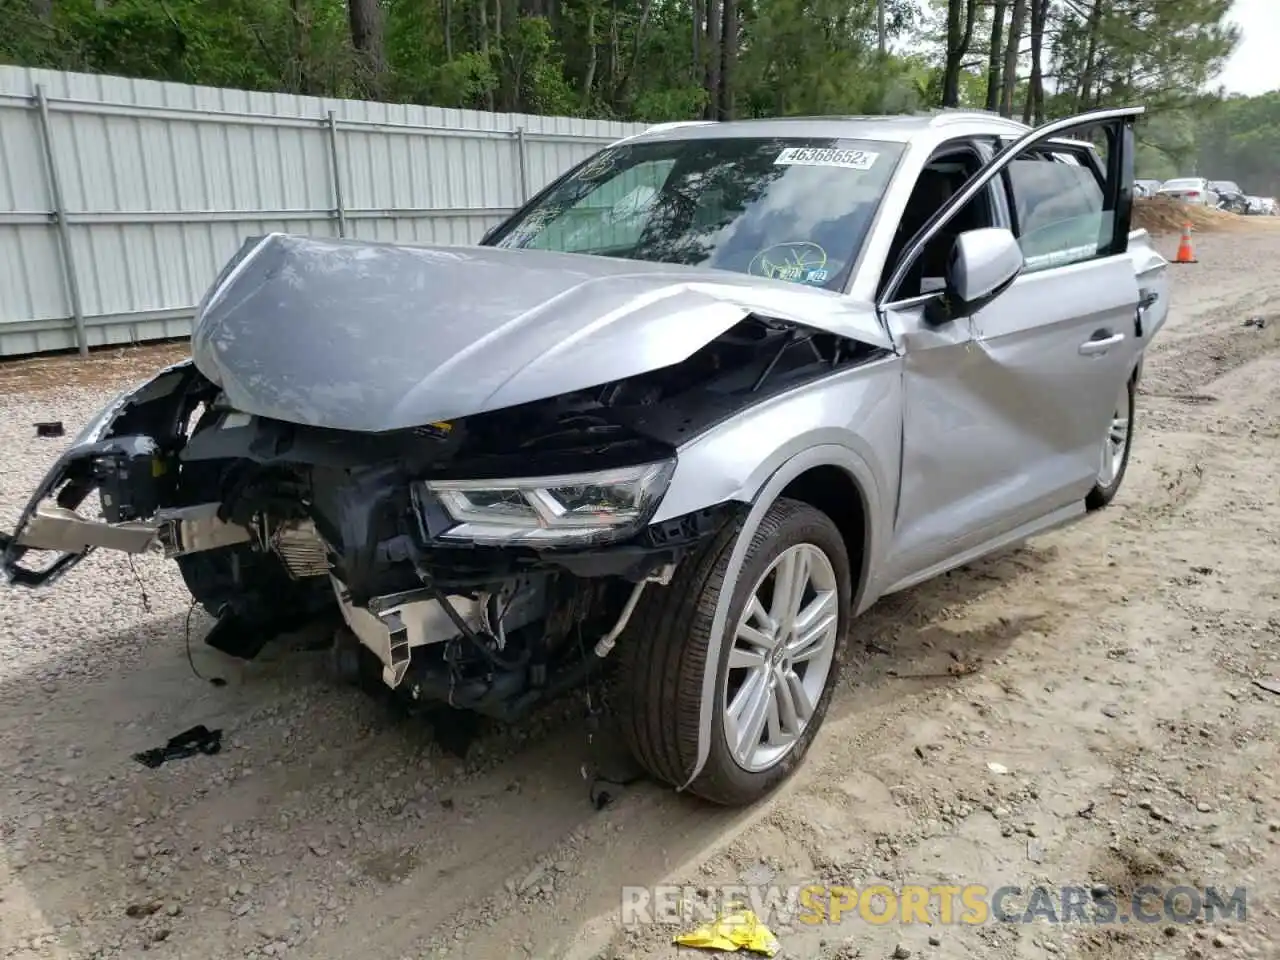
[774,147,879,170]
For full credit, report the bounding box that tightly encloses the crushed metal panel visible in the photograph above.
[191,234,891,433]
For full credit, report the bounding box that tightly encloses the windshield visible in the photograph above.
[485,136,905,292]
[1161,179,1203,190]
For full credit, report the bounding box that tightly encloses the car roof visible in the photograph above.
[617,111,1094,151]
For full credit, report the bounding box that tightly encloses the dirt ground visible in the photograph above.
[2,225,1280,960]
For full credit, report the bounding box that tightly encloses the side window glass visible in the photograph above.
[879,142,996,301]
[1003,154,1111,273]
[518,159,676,253]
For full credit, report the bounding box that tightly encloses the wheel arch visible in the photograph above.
[777,465,873,614]
[676,443,883,792]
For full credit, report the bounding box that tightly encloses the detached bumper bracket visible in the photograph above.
[2,359,201,588]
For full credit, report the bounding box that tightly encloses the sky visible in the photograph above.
[1217,0,1279,96]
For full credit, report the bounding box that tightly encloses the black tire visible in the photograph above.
[615,498,852,806]
[1086,375,1136,511]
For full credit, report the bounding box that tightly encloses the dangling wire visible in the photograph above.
[126,555,151,614]
[184,598,227,687]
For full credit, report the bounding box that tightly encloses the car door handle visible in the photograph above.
[1079,332,1125,355]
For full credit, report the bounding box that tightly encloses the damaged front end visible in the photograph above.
[0,360,231,586]
[2,304,883,724]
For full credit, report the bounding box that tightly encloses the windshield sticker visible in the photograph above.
[774,147,879,170]
[748,241,829,284]
[504,208,555,248]
[579,149,619,180]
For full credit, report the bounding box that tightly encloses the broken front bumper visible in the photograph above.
[0,360,239,586]
[3,499,252,584]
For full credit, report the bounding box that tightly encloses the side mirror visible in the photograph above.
[925,227,1023,324]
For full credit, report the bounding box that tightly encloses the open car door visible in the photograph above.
[877,106,1144,587]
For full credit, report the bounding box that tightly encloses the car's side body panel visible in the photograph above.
[674,105,1162,790]
[878,108,1145,585]
[878,278,1135,588]
[972,253,1140,485]
[650,355,900,536]
[1130,227,1170,350]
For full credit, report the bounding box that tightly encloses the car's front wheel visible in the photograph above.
[616,498,851,806]
[1086,375,1135,510]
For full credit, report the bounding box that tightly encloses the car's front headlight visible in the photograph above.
[420,460,676,546]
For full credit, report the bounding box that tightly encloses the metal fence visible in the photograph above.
[0,66,646,358]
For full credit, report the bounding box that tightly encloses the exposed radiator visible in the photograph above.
[270,519,330,579]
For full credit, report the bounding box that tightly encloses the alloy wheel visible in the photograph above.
[722,542,840,773]
[1098,383,1131,488]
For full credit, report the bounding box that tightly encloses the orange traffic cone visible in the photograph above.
[1174,222,1197,264]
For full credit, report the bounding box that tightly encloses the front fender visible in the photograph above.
[1,360,202,587]
[675,442,886,793]
[651,359,901,528]
[644,360,903,791]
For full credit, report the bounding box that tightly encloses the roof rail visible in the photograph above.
[606,119,715,149]
[640,120,716,136]
[925,108,1028,128]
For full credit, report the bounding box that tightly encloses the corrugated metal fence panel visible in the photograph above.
[0,78,68,356]
[0,66,645,357]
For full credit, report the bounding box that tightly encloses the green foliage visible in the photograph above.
[504,16,575,115]
[632,86,707,124]
[1193,92,1280,195]
[431,51,499,109]
[0,0,918,118]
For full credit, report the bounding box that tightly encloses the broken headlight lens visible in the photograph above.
[422,460,676,546]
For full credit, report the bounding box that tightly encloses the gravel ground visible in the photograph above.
[3,225,1280,960]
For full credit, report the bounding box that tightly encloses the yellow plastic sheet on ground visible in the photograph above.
[672,908,780,957]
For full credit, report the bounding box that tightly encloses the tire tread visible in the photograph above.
[617,498,850,805]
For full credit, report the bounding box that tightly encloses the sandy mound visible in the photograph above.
[1132,196,1248,235]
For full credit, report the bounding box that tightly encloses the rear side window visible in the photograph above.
[1003,153,1109,274]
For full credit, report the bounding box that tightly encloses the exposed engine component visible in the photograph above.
[330,573,551,690]
[1,315,820,721]
[269,518,330,579]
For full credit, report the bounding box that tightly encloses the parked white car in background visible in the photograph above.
[1157,177,1219,206]
[1246,195,1279,216]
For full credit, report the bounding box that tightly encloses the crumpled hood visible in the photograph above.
[191,233,890,433]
